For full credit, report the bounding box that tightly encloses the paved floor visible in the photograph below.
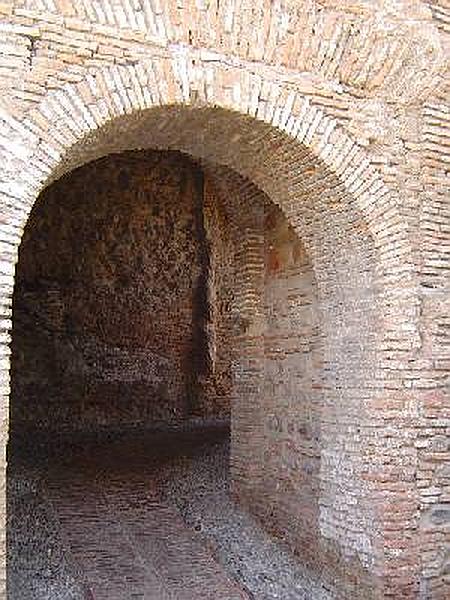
[7,424,335,600]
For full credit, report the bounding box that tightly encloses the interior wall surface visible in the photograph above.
[203,167,379,598]
[11,150,235,434]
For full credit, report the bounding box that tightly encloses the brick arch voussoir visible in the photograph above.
[0,57,419,349]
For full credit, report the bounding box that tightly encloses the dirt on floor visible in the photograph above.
[7,423,335,600]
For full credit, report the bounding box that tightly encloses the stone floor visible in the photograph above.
[7,424,335,599]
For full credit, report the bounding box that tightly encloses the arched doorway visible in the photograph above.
[8,148,326,599]
[0,57,419,599]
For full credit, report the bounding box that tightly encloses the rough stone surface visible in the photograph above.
[11,150,234,432]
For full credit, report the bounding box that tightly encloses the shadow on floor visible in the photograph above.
[7,422,334,600]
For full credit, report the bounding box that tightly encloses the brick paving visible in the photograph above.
[8,425,335,599]
[41,430,248,600]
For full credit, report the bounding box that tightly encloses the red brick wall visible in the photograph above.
[259,203,323,564]
[0,2,447,597]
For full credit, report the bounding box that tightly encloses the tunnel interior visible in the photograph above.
[7,149,326,599]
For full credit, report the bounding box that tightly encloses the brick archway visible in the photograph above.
[0,55,420,597]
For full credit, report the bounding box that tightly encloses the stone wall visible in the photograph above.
[11,150,234,432]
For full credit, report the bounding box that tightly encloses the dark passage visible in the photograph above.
[7,150,332,599]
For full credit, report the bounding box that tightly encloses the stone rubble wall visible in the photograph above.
[11,150,236,432]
